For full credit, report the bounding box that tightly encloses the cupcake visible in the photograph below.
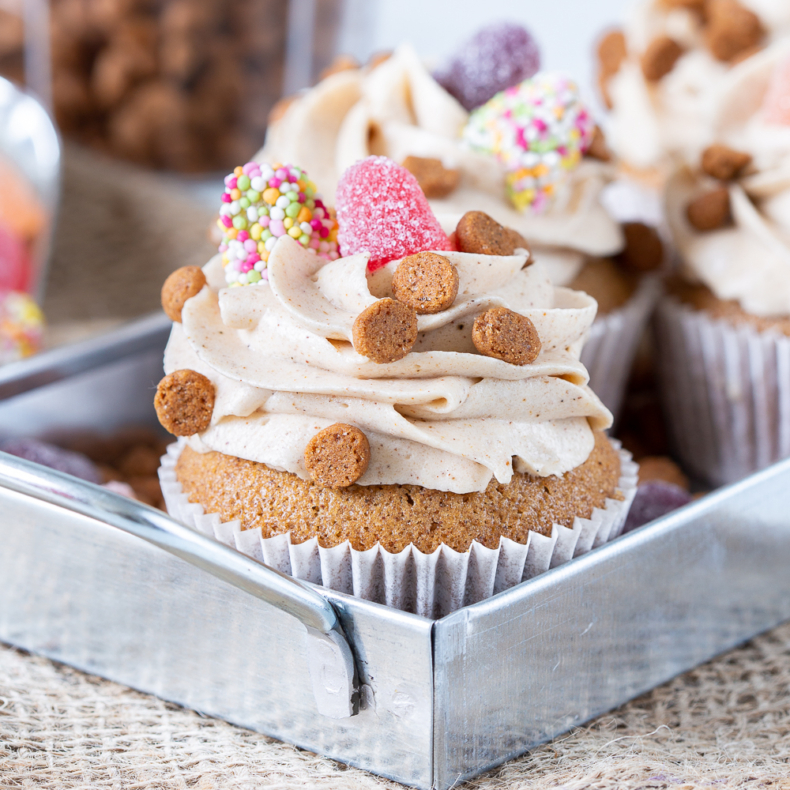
[156,156,637,617]
[657,42,790,486]
[600,0,790,185]
[259,30,663,420]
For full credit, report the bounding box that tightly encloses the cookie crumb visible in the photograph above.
[456,211,515,256]
[154,369,215,436]
[586,126,612,162]
[619,222,664,272]
[305,423,370,487]
[391,252,459,314]
[472,307,541,365]
[687,187,731,231]
[641,36,684,81]
[161,266,206,322]
[700,143,752,180]
[352,298,418,363]
[705,0,764,62]
[402,155,460,198]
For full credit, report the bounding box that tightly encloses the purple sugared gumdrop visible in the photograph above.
[0,437,102,483]
[623,481,693,534]
[435,22,541,111]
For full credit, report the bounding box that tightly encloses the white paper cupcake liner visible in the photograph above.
[655,295,790,487]
[581,275,662,423]
[158,440,638,618]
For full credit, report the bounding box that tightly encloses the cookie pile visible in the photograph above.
[45,0,288,171]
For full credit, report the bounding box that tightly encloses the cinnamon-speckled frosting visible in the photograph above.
[164,236,611,494]
[258,44,623,281]
[607,0,790,174]
[666,43,790,317]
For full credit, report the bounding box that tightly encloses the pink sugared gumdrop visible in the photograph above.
[336,156,452,271]
[762,54,790,126]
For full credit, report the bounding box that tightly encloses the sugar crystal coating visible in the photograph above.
[336,156,452,271]
[434,22,540,111]
[463,73,595,213]
[0,437,102,483]
[217,162,338,286]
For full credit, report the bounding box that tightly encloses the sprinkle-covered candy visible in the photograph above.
[0,290,44,363]
[336,156,452,271]
[435,22,541,112]
[217,162,338,286]
[462,73,595,213]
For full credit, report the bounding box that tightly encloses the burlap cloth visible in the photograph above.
[1,620,789,789]
[6,144,789,790]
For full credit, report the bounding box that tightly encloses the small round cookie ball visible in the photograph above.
[391,252,459,314]
[352,298,418,363]
[305,423,371,487]
[472,307,541,365]
[455,211,516,256]
[154,369,215,436]
[161,266,206,322]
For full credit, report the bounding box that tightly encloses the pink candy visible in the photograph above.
[336,156,452,271]
[762,54,790,126]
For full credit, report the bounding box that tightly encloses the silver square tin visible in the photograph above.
[1,315,789,789]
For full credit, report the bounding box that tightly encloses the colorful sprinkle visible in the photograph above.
[462,73,595,213]
[0,290,44,363]
[218,162,338,286]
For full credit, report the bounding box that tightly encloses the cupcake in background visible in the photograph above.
[656,42,790,486]
[599,0,790,189]
[258,25,663,420]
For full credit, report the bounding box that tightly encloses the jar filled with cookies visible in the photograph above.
[0,0,344,173]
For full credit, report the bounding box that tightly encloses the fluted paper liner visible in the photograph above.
[158,440,637,618]
[581,276,662,423]
[655,295,790,487]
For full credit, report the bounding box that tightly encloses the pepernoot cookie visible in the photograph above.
[155,369,215,436]
[161,266,206,322]
[456,211,517,256]
[352,298,418,363]
[472,307,541,365]
[705,0,764,62]
[402,155,460,198]
[304,423,371,488]
[619,222,664,272]
[391,252,459,314]
[701,144,752,181]
[640,36,684,81]
[687,187,731,231]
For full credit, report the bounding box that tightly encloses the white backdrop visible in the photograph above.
[336,0,635,112]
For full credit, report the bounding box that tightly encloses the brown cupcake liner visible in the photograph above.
[158,440,638,617]
[654,295,790,487]
[582,275,662,423]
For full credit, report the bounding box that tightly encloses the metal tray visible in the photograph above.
[1,315,789,790]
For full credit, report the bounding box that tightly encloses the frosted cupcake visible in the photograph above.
[259,30,662,420]
[600,0,790,185]
[157,156,637,616]
[657,42,790,485]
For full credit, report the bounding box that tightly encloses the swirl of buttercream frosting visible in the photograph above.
[606,0,790,174]
[257,44,623,265]
[164,236,612,494]
[665,42,790,317]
